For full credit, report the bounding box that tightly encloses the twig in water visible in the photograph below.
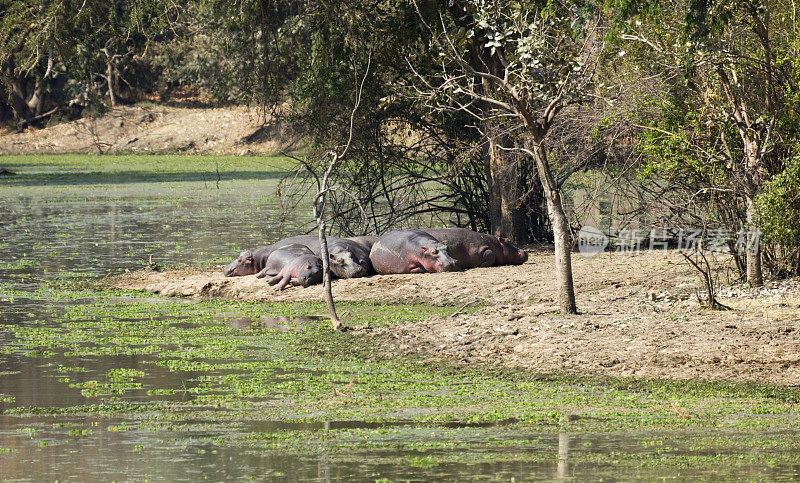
[333,380,355,397]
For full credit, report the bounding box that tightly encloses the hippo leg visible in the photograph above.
[480,249,496,267]
[409,264,426,273]
[268,272,291,290]
[255,267,270,278]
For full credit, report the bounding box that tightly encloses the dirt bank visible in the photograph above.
[107,250,800,386]
[0,105,290,155]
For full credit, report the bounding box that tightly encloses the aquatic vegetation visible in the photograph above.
[1,154,800,480]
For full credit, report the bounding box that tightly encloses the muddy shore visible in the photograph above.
[107,249,800,386]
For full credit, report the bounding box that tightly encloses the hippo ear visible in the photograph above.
[421,246,428,253]
[329,253,336,260]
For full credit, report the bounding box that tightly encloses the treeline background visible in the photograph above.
[3,0,800,285]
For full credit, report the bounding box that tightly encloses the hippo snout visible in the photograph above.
[438,261,458,272]
[344,264,370,278]
[436,254,458,272]
[223,261,238,277]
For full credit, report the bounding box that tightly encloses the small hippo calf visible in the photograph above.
[370,229,458,274]
[272,235,372,279]
[254,244,323,290]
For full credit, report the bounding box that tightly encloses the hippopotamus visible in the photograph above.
[254,244,323,290]
[270,235,372,279]
[324,237,372,278]
[422,228,528,268]
[223,245,275,277]
[346,235,379,250]
[421,228,498,269]
[492,235,528,265]
[369,229,458,274]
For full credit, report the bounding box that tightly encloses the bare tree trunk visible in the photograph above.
[9,80,34,127]
[742,137,763,287]
[745,195,763,286]
[314,156,343,332]
[717,67,766,287]
[26,79,46,116]
[474,41,530,244]
[532,139,577,314]
[547,193,577,314]
[106,60,117,108]
[485,134,503,235]
[2,59,53,130]
[2,62,34,128]
[485,128,530,244]
[317,217,342,331]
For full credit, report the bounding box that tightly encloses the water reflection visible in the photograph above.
[2,394,800,480]
[557,432,569,479]
[226,315,324,331]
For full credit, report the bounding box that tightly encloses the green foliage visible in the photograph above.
[611,0,800,278]
[156,0,296,106]
[0,0,178,124]
[757,156,800,246]
[467,1,589,103]
[636,98,733,187]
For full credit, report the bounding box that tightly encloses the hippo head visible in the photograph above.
[496,237,528,265]
[292,255,324,287]
[419,243,458,273]
[223,250,257,277]
[328,250,371,279]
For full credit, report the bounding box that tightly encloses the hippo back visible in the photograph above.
[370,229,457,274]
[263,244,317,277]
[346,235,379,251]
[274,235,371,278]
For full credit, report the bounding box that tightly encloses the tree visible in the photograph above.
[175,0,553,242]
[306,52,371,332]
[409,0,605,314]
[0,0,177,128]
[157,0,299,109]
[612,0,800,286]
[757,156,800,275]
[0,0,64,128]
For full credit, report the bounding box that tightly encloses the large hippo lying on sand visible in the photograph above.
[370,229,458,274]
[254,244,323,290]
[422,228,528,268]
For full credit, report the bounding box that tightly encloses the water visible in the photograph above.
[1,156,800,481]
